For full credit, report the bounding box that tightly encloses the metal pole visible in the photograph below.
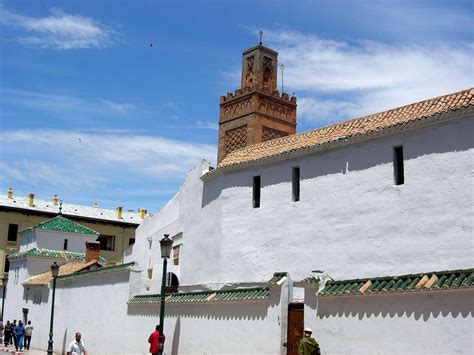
[281,68,284,93]
[1,284,6,321]
[47,276,57,355]
[157,257,168,355]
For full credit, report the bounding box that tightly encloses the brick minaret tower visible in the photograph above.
[217,43,297,164]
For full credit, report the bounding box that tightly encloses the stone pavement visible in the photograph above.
[0,344,53,354]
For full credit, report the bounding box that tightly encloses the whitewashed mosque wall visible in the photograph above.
[2,115,472,354]
[163,116,473,285]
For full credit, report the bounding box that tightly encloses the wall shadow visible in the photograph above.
[171,316,180,355]
[316,289,473,321]
[127,300,275,321]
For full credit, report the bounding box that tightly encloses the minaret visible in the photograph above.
[217,43,297,164]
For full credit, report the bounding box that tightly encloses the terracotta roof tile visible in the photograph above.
[23,261,99,285]
[217,88,473,170]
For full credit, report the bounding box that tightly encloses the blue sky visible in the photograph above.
[1,0,473,212]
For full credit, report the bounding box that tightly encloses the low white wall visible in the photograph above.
[304,288,474,355]
[26,270,286,354]
[128,286,285,355]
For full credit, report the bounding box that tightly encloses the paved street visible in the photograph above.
[0,344,53,354]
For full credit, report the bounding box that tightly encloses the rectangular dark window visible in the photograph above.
[96,234,115,251]
[128,238,135,246]
[7,224,18,242]
[393,146,404,185]
[253,175,261,208]
[292,167,300,202]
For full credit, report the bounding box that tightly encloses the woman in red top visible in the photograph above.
[148,325,165,355]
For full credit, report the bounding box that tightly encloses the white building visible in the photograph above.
[3,43,473,354]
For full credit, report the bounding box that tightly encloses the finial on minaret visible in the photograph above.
[58,200,63,215]
[259,30,263,45]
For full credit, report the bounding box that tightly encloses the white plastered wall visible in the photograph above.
[186,117,473,284]
[304,288,474,355]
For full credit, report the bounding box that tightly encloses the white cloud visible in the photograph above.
[0,7,118,49]
[242,28,473,125]
[0,129,216,183]
[196,121,219,130]
[1,89,137,118]
[100,99,135,113]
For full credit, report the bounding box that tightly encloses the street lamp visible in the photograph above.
[1,275,8,321]
[47,262,59,355]
[158,234,173,355]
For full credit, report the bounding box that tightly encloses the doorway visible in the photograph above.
[287,303,304,355]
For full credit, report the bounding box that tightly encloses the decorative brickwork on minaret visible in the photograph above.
[217,44,297,164]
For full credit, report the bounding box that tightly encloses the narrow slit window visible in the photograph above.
[63,239,68,250]
[253,175,261,208]
[292,167,300,202]
[393,146,404,185]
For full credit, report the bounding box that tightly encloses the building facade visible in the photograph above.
[2,43,473,354]
[0,191,147,276]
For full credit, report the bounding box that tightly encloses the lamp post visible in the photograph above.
[1,275,8,321]
[47,262,59,355]
[158,234,173,355]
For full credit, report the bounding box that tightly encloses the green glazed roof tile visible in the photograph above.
[452,274,466,287]
[268,272,288,284]
[319,268,474,297]
[461,273,474,287]
[20,215,99,235]
[128,287,271,305]
[8,247,107,263]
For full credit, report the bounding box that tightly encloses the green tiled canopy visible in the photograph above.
[129,287,270,305]
[20,216,99,235]
[9,248,107,263]
[320,269,474,297]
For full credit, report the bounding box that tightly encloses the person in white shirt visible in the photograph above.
[67,332,88,355]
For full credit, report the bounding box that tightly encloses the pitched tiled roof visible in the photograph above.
[319,269,474,297]
[214,88,473,172]
[8,248,107,263]
[129,287,271,305]
[23,261,100,285]
[59,262,135,281]
[20,216,99,235]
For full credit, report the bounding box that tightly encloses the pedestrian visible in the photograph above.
[0,321,4,344]
[13,320,25,351]
[148,325,165,355]
[11,320,16,347]
[67,332,88,355]
[24,320,33,350]
[4,320,13,346]
[297,327,321,355]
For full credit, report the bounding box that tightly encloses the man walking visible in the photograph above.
[298,327,321,355]
[67,332,88,355]
[24,320,33,350]
[148,325,165,355]
[13,320,25,351]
